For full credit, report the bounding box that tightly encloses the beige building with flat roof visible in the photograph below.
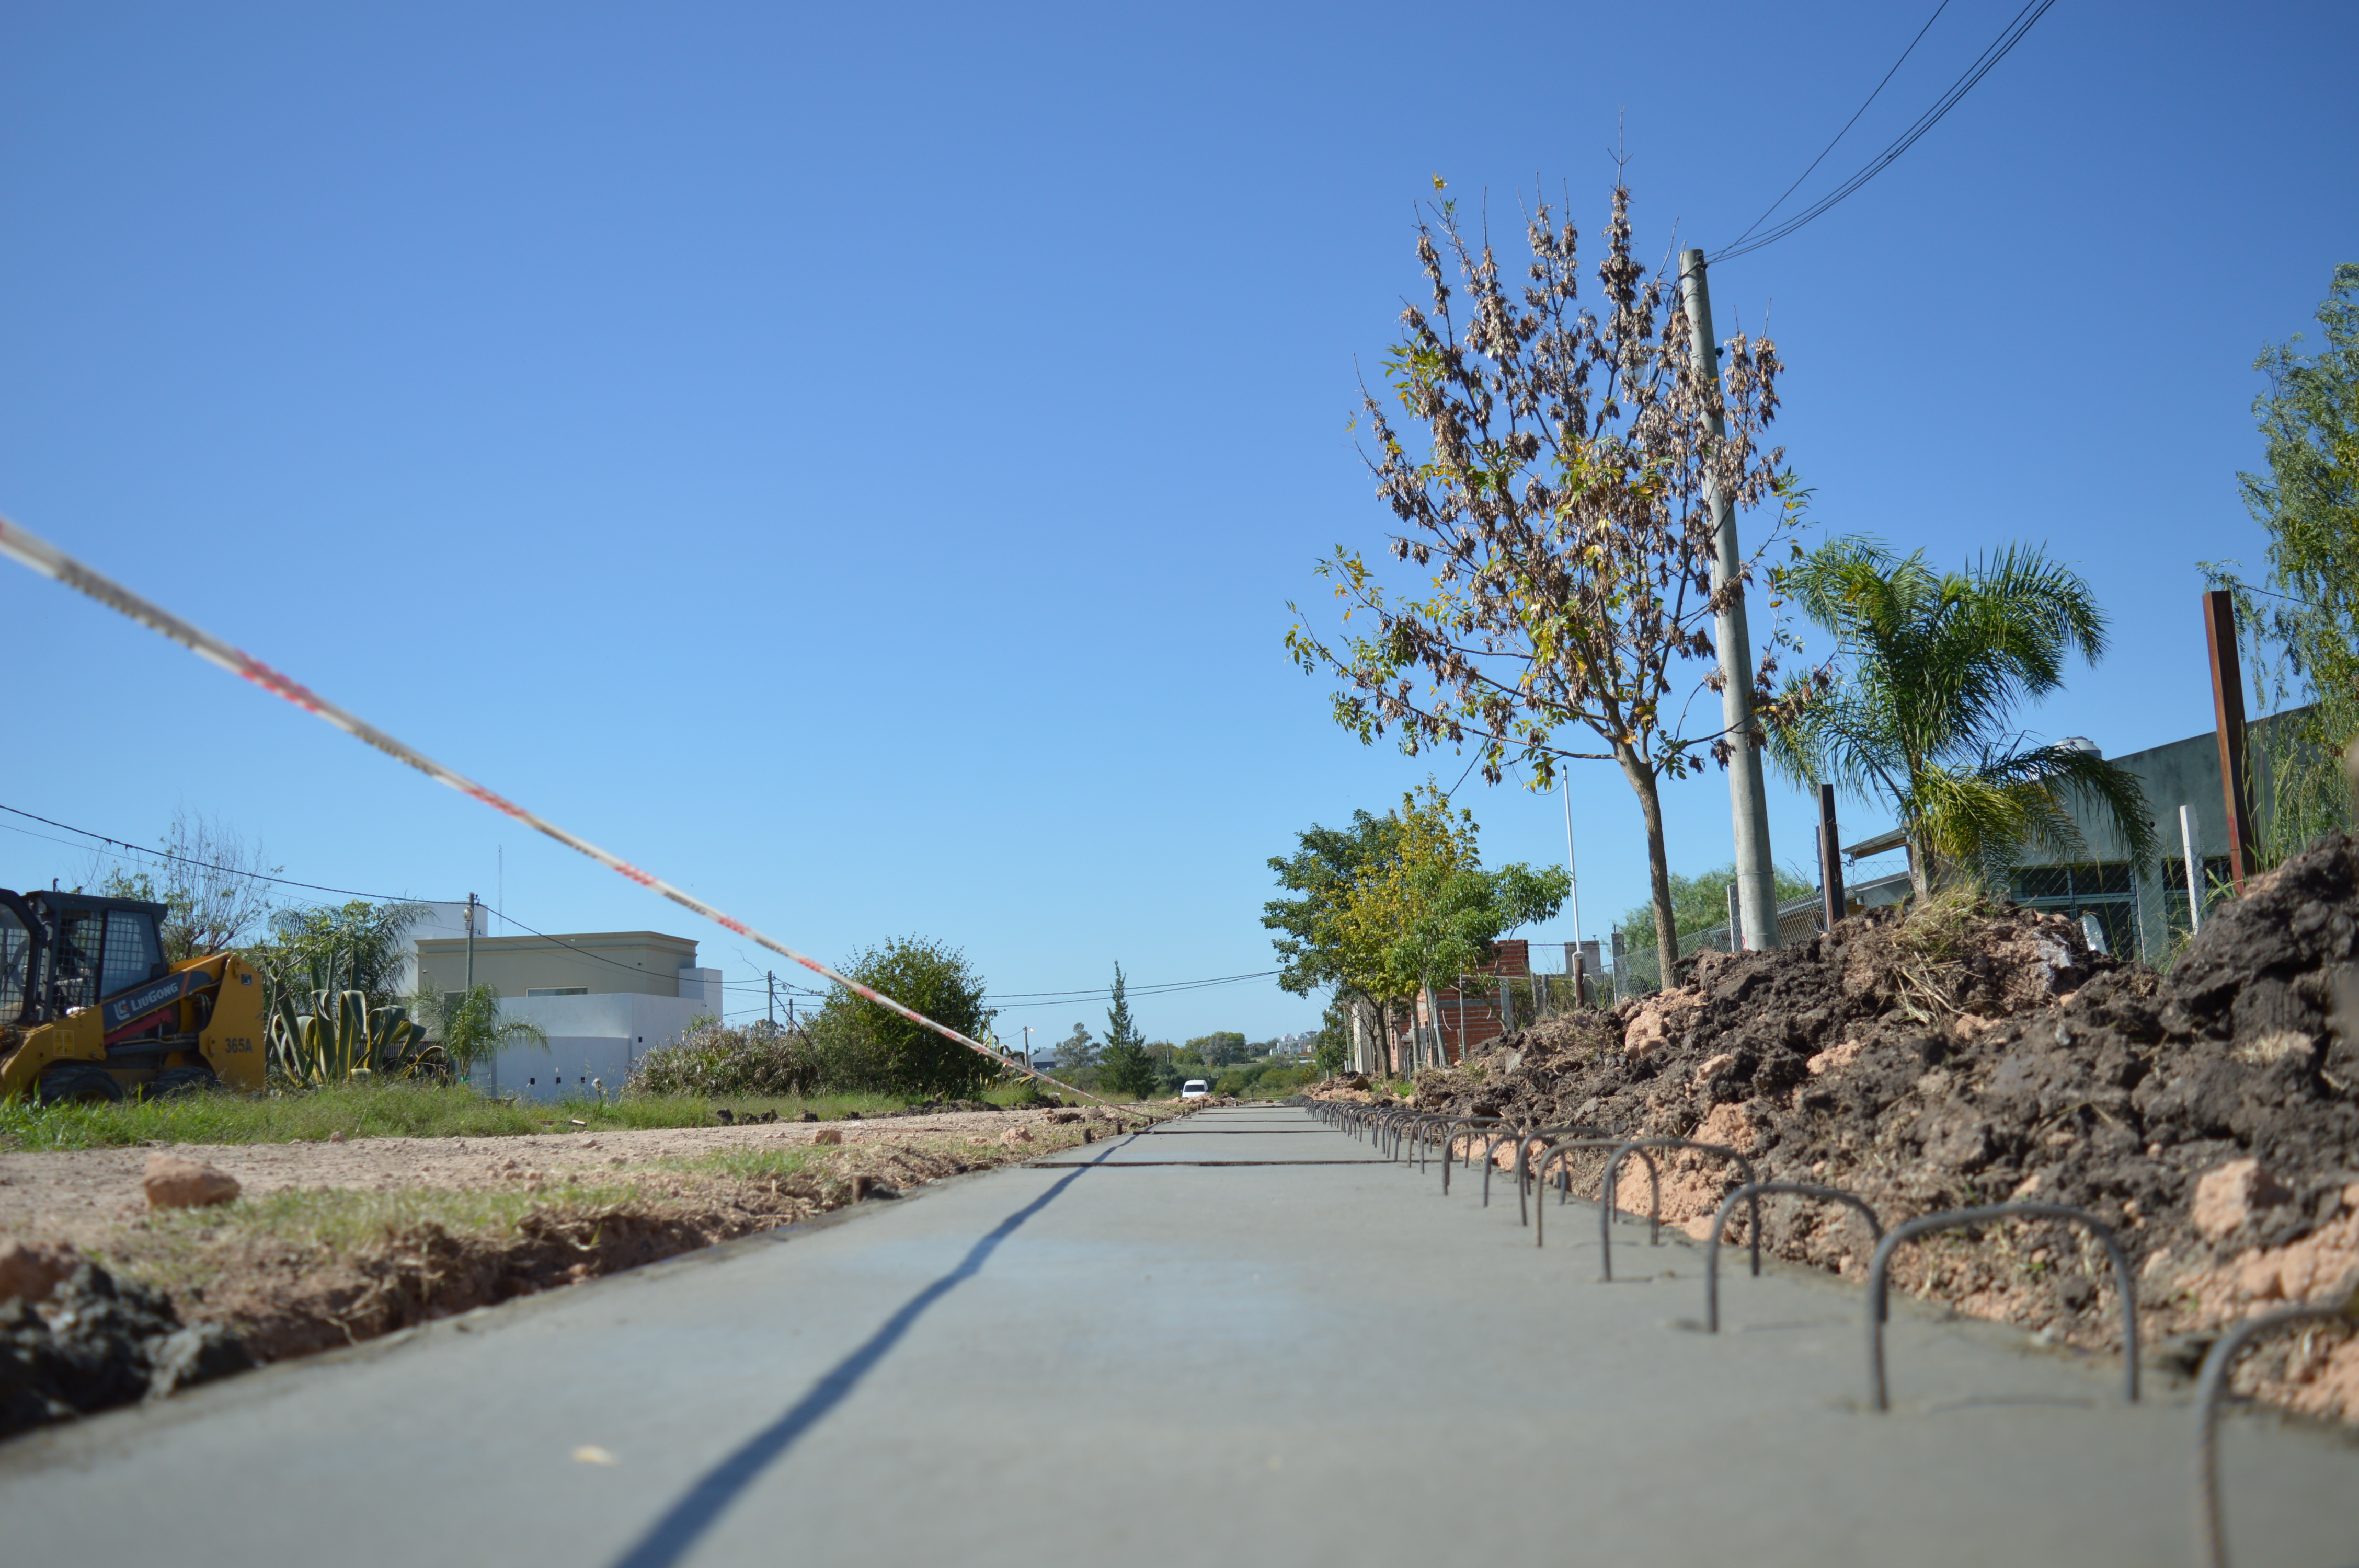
[415,930,711,1002]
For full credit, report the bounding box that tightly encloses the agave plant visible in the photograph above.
[270,962,432,1085]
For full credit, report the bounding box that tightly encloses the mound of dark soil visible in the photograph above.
[1393,832,2359,1421]
[1,1263,251,1438]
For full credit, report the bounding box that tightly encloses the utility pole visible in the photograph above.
[465,892,478,990]
[767,970,776,1030]
[1678,249,1779,949]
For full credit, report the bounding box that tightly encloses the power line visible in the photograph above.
[2229,581,2337,616]
[3,799,1267,1011]
[1720,0,1954,257]
[470,896,768,988]
[1712,0,2059,264]
[0,802,417,903]
[0,800,764,989]
[984,973,1281,1012]
[984,969,1278,1001]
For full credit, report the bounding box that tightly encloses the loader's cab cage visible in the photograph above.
[0,890,169,1025]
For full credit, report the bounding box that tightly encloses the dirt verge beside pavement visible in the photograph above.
[1,1101,1163,1437]
[1323,833,2359,1426]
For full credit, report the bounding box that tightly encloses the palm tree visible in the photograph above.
[1769,538,2158,897]
[416,982,548,1080]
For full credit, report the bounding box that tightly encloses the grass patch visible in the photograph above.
[144,1174,654,1254]
[668,1145,826,1184]
[0,1082,925,1153]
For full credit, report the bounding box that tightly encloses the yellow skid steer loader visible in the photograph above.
[0,890,268,1103]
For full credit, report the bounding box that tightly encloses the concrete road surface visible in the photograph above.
[2,1106,2351,1566]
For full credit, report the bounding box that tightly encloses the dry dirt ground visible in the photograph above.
[0,1108,1108,1254]
[1332,834,2359,1429]
[0,1101,1155,1422]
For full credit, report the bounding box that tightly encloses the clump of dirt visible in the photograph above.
[1378,833,2359,1422]
[2,1261,251,1437]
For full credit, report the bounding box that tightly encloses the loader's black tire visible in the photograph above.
[37,1062,123,1104]
[147,1066,221,1099]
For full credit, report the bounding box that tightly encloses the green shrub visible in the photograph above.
[627,1022,821,1098]
[1211,1060,1312,1098]
[800,937,997,1100]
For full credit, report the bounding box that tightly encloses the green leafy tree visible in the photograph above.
[1264,807,1406,1073]
[254,900,428,1012]
[1285,177,1804,964]
[1185,1031,1247,1068]
[1769,538,2158,895]
[1312,1001,1352,1077]
[2206,262,2359,859]
[1098,963,1157,1099]
[1055,1022,1100,1071]
[1615,862,1818,952]
[1333,783,1567,1066]
[1144,1041,1186,1094]
[805,936,995,1099]
[1264,809,1403,1001]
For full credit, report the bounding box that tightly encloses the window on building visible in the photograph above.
[527,987,589,997]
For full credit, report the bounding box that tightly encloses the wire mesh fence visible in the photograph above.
[1607,895,1837,1000]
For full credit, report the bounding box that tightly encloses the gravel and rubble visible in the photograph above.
[1322,832,2359,1424]
[0,1099,1158,1439]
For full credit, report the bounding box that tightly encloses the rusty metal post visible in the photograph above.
[2203,590,2258,892]
[1817,783,1845,932]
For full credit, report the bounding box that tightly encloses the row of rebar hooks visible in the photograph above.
[1300,1093,2352,1568]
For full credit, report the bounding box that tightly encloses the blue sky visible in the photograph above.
[3,0,2353,1044]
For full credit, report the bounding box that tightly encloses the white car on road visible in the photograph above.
[1180,1079,1210,1100]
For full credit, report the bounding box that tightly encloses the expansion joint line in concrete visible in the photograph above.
[606,1142,1125,1568]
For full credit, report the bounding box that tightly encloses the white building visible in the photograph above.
[414,928,721,1103]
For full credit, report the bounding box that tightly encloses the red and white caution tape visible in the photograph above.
[0,514,1126,1114]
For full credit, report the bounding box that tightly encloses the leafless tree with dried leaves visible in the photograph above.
[1287,177,1816,965]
